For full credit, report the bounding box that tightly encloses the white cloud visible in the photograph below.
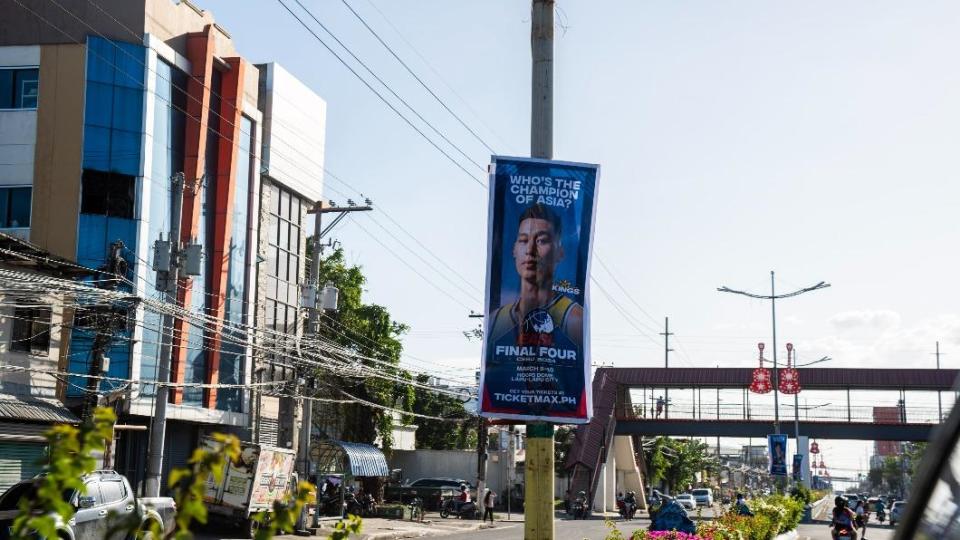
[807,314,960,368]
[828,309,901,331]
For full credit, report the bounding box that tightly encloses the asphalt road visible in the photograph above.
[438,517,897,540]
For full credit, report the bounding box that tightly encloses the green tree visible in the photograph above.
[410,373,475,450]
[642,436,711,493]
[882,456,904,494]
[310,247,410,450]
[554,426,575,476]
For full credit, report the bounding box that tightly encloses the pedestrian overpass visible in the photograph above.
[565,367,958,512]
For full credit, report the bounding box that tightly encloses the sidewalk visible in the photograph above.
[294,513,504,540]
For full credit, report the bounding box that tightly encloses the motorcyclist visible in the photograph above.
[624,491,638,519]
[830,496,859,540]
[575,490,588,519]
[454,483,470,512]
[875,499,886,522]
[733,493,753,516]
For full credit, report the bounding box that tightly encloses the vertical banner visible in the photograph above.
[768,434,788,476]
[792,453,804,481]
[479,156,599,423]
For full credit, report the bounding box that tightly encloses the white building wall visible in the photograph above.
[0,46,41,241]
[258,62,325,203]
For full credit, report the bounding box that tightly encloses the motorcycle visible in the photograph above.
[440,497,478,519]
[834,525,855,540]
[877,509,886,523]
[408,495,423,522]
[360,493,378,517]
[617,500,636,520]
[344,490,362,516]
[572,496,589,519]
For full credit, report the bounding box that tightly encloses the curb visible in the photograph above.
[774,530,799,540]
[351,522,486,540]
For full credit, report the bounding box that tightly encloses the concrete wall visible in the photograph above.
[30,44,85,260]
[257,63,326,203]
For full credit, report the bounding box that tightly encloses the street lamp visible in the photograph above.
[718,272,830,434]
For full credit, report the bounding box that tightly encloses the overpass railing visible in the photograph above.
[617,401,945,425]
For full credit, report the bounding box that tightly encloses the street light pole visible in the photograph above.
[718,272,830,435]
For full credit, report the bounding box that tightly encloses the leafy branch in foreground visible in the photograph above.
[159,433,241,540]
[251,480,315,540]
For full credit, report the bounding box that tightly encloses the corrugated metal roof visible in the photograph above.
[0,394,80,424]
[324,440,389,477]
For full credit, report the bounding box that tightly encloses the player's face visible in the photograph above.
[513,217,562,286]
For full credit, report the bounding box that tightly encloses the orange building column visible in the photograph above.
[204,57,247,408]
[170,26,213,405]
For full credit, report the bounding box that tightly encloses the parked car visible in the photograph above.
[675,494,696,510]
[691,488,713,507]
[844,494,860,509]
[0,470,175,540]
[889,500,905,527]
[384,477,473,510]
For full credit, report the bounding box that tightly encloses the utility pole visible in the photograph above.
[660,317,673,419]
[145,173,202,497]
[934,341,945,420]
[527,1,555,538]
[467,311,489,506]
[296,200,371,531]
[82,240,129,423]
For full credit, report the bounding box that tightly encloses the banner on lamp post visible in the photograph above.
[768,434,788,476]
[478,156,599,423]
[792,454,804,481]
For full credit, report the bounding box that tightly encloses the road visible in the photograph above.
[438,517,897,540]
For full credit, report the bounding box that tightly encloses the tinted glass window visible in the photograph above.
[99,481,124,504]
[81,170,135,218]
[0,187,31,228]
[0,68,39,109]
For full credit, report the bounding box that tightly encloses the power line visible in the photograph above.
[339,0,497,155]
[275,0,486,187]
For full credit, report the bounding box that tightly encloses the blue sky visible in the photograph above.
[198,0,960,475]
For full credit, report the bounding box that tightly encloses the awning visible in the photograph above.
[311,439,389,477]
[0,394,80,424]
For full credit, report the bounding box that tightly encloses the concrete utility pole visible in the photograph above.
[660,317,673,418]
[527,1,555,538]
[145,173,187,497]
[296,200,371,531]
[934,341,945,420]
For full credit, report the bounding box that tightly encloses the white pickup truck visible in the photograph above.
[0,470,175,540]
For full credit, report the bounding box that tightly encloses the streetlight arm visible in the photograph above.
[717,282,830,300]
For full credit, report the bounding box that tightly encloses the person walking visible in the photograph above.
[483,488,497,524]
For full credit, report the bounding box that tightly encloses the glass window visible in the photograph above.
[98,481,124,504]
[11,305,52,356]
[81,170,135,218]
[0,187,32,228]
[280,190,290,220]
[0,68,39,109]
[278,221,289,251]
